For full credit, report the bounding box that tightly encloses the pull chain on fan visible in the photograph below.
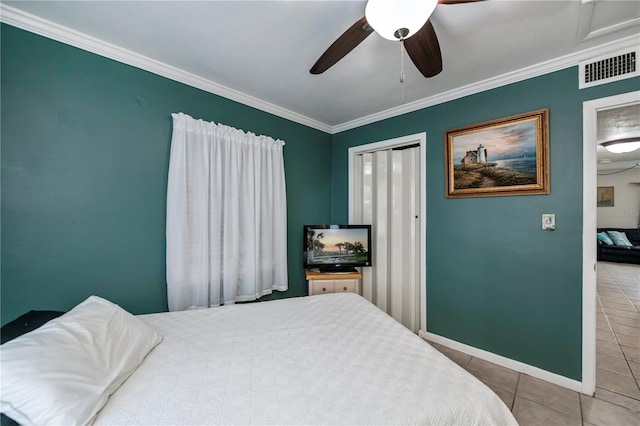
[400,40,405,103]
[395,28,409,104]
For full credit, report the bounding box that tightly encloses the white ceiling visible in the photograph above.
[597,103,640,168]
[2,0,639,133]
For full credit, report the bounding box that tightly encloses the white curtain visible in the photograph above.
[166,113,288,311]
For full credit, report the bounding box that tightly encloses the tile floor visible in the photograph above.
[427,261,640,425]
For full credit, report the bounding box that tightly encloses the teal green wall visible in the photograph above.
[1,24,333,325]
[331,70,639,380]
[3,23,639,382]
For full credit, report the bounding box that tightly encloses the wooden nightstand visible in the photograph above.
[305,270,362,296]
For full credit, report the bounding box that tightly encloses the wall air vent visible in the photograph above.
[579,49,639,89]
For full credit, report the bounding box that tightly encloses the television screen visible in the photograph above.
[303,224,372,272]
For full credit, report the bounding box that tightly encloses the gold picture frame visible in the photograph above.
[597,186,614,207]
[445,109,550,198]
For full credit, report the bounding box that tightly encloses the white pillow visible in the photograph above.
[0,296,162,425]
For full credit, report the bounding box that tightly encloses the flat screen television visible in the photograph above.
[303,224,372,273]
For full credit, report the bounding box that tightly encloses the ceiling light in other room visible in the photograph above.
[601,137,640,153]
[365,0,438,41]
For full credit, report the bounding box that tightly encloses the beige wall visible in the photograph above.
[597,167,640,228]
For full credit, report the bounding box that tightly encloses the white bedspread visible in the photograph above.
[95,293,517,425]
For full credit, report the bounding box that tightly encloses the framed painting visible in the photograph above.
[597,186,614,207]
[445,109,550,198]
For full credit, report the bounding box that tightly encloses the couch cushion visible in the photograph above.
[607,231,633,247]
[625,229,640,245]
[597,232,614,245]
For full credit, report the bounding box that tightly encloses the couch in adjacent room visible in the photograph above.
[597,228,640,265]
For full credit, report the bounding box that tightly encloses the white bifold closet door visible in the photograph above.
[353,146,421,332]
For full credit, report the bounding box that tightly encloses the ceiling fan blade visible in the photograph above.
[404,20,443,78]
[310,17,374,74]
[438,0,486,4]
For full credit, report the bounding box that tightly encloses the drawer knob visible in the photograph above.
[322,287,327,292]
[343,286,348,291]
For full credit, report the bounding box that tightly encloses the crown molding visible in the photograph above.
[2,4,637,136]
[0,4,333,134]
[331,34,640,134]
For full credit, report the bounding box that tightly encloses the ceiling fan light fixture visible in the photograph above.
[601,137,640,153]
[365,0,438,41]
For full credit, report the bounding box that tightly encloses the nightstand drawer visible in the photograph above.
[335,280,357,293]
[306,271,362,296]
[309,281,335,295]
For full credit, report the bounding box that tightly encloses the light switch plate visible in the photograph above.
[542,214,555,230]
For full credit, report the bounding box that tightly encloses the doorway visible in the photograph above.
[348,133,426,333]
[582,90,640,395]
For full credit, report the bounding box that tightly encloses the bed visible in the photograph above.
[1,293,517,425]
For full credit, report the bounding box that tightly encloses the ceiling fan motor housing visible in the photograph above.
[394,28,410,40]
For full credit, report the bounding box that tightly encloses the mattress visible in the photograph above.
[95,293,518,425]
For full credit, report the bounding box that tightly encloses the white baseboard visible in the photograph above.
[419,330,584,394]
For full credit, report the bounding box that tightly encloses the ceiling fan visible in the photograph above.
[310,0,486,78]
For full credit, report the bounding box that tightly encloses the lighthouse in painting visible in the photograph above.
[461,144,488,164]
[477,144,486,163]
